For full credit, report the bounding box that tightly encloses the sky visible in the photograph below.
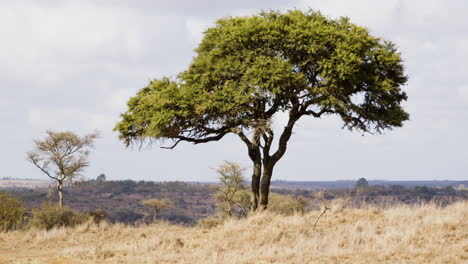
[1,0,467,182]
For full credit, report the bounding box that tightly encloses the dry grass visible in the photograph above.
[0,201,467,264]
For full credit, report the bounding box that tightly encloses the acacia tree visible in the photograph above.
[213,161,251,218]
[115,10,409,210]
[27,130,98,207]
[141,198,173,221]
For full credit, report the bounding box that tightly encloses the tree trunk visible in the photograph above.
[251,160,261,210]
[247,129,262,211]
[259,164,273,210]
[57,182,63,208]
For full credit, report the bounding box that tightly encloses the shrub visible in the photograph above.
[268,194,309,215]
[268,193,296,215]
[31,203,89,230]
[0,192,27,232]
[88,209,108,224]
[293,196,309,215]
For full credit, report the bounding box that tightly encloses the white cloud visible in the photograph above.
[422,41,436,52]
[185,18,213,45]
[458,86,468,104]
[297,0,402,35]
[28,107,114,134]
[109,89,138,111]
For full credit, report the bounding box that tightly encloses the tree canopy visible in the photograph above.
[115,10,409,209]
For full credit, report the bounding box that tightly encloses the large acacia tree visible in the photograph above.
[115,10,409,210]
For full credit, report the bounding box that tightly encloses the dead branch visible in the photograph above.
[313,191,330,229]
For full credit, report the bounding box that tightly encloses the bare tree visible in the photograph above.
[27,130,98,207]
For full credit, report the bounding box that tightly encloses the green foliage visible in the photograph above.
[31,203,89,230]
[114,9,409,209]
[212,161,251,217]
[115,9,408,147]
[0,192,27,232]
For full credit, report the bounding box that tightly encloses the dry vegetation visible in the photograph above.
[0,201,467,264]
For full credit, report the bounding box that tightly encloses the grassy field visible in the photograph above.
[0,201,467,264]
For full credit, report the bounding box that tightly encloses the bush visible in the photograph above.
[268,193,295,215]
[31,203,89,230]
[88,209,108,224]
[268,193,309,215]
[0,192,27,232]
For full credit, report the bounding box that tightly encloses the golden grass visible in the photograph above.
[0,201,467,264]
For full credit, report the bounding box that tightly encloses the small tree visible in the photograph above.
[141,198,173,221]
[355,178,369,196]
[355,178,369,189]
[96,174,107,183]
[27,130,98,207]
[213,161,251,217]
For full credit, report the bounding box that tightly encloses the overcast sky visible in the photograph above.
[1,0,467,182]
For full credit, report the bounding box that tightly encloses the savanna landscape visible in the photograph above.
[1,198,467,263]
[1,2,468,264]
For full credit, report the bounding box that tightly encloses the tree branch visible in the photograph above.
[261,129,274,162]
[235,131,253,149]
[161,131,229,149]
[29,160,59,181]
[302,109,333,117]
[271,104,301,165]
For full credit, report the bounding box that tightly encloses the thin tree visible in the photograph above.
[115,10,409,210]
[27,130,98,207]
